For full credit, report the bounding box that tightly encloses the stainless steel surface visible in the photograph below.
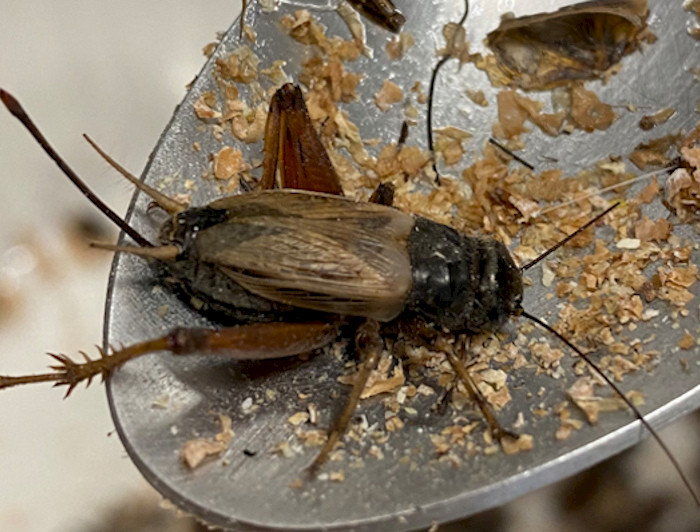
[106,1,700,530]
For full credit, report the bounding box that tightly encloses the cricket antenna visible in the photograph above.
[521,202,619,272]
[427,0,469,185]
[0,89,152,248]
[488,137,535,170]
[520,309,700,507]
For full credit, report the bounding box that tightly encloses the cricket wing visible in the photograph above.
[198,191,414,321]
[260,84,344,195]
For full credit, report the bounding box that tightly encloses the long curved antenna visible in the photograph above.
[521,202,619,272]
[427,0,469,184]
[521,309,700,507]
[0,89,152,248]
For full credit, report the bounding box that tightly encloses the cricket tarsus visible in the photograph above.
[0,89,152,248]
[0,339,167,397]
[521,310,700,507]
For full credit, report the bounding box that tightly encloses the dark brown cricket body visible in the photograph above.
[159,190,523,334]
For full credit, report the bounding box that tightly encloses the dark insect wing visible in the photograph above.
[260,84,344,195]
[199,190,415,320]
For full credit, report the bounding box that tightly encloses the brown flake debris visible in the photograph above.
[213,146,246,180]
[629,133,681,170]
[374,80,403,112]
[386,32,415,60]
[678,330,696,350]
[502,434,533,454]
[639,107,675,130]
[633,216,672,242]
[569,84,617,132]
[181,414,234,470]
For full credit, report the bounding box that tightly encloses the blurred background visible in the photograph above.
[0,2,239,530]
[0,1,698,532]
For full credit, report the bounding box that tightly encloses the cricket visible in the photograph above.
[1,0,699,529]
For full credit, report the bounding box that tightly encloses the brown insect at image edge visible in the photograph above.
[0,1,696,532]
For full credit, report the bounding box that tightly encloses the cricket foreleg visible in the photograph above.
[308,319,382,474]
[0,321,339,397]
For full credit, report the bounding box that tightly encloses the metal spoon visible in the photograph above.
[106,1,700,530]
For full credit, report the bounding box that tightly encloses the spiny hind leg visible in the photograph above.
[0,321,339,397]
[308,319,383,475]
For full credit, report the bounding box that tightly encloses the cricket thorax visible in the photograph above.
[406,217,523,333]
[160,206,229,250]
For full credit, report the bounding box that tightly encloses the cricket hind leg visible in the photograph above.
[0,321,340,397]
[308,319,383,474]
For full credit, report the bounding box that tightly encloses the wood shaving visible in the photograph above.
[569,84,617,132]
[639,107,675,130]
[336,1,372,58]
[216,45,259,84]
[288,411,310,427]
[386,32,414,60]
[181,414,234,470]
[213,146,246,180]
[502,434,533,454]
[495,90,565,139]
[678,330,696,350]
[373,80,403,112]
[433,126,472,165]
[665,147,700,220]
[438,22,471,64]
[465,88,488,107]
[629,133,681,169]
[633,217,672,242]
[193,91,220,120]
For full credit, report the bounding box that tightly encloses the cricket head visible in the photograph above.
[492,240,524,320]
